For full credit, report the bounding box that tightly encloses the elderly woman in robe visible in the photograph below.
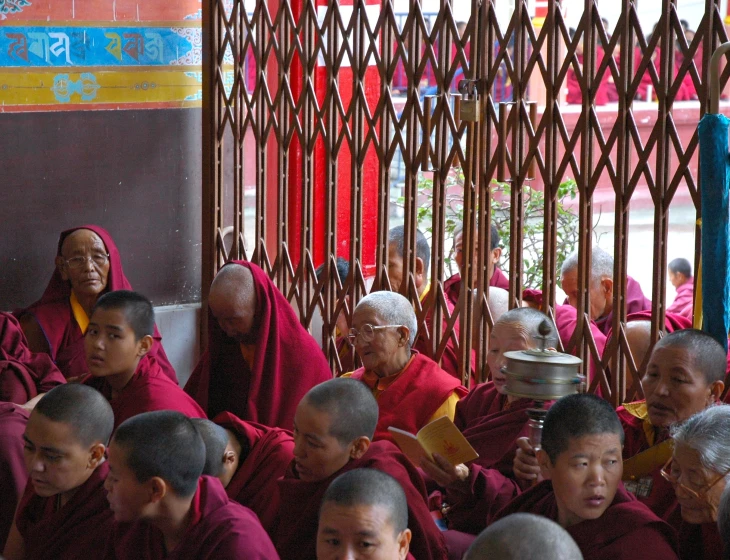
[16,225,176,382]
[342,291,467,442]
[666,405,730,560]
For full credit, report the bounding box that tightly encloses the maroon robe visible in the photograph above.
[212,411,294,533]
[0,312,65,404]
[0,402,29,551]
[274,440,448,560]
[593,276,652,336]
[678,521,723,560]
[112,475,278,560]
[16,225,176,383]
[350,352,468,443]
[185,261,332,430]
[15,461,113,559]
[443,267,510,309]
[491,481,679,560]
[86,355,206,431]
[666,278,694,319]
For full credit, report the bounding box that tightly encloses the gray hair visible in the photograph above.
[561,246,614,284]
[672,405,730,478]
[388,225,431,272]
[355,291,418,347]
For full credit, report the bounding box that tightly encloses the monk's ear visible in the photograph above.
[223,449,237,467]
[397,326,410,347]
[491,247,502,265]
[56,255,69,281]
[536,449,553,480]
[349,436,371,460]
[709,380,725,403]
[602,277,614,300]
[148,477,168,504]
[397,528,412,559]
[137,335,154,357]
[87,443,106,469]
[415,257,425,278]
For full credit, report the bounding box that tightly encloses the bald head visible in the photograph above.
[487,288,509,323]
[190,418,230,477]
[465,513,583,560]
[653,329,727,384]
[496,307,556,346]
[624,320,651,369]
[208,263,258,342]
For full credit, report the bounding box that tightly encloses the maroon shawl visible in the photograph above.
[85,355,206,431]
[350,352,468,443]
[443,268,509,309]
[678,521,723,560]
[184,261,332,430]
[274,440,448,560]
[666,278,694,319]
[112,476,278,560]
[16,461,113,559]
[491,481,679,560]
[17,225,176,383]
[593,276,652,335]
[0,312,65,404]
[213,411,294,533]
[0,403,29,551]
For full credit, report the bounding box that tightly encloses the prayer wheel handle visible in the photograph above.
[710,42,730,115]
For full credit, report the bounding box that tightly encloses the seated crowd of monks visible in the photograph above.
[0,223,725,560]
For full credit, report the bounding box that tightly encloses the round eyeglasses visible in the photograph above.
[347,323,404,344]
[64,254,110,270]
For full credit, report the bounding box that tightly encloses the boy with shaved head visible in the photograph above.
[492,394,678,560]
[4,384,115,560]
[191,413,294,531]
[317,469,413,560]
[274,378,448,560]
[105,410,278,559]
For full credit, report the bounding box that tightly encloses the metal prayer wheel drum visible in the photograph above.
[502,348,584,400]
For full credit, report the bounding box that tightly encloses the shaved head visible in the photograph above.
[624,320,651,368]
[654,329,727,384]
[190,418,229,477]
[496,307,557,346]
[487,288,509,323]
[208,263,258,342]
[465,513,583,560]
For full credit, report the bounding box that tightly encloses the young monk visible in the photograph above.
[105,410,278,559]
[317,469,413,560]
[17,225,176,382]
[274,378,448,560]
[491,393,678,560]
[3,384,115,560]
[191,413,294,532]
[84,290,205,430]
[0,403,30,551]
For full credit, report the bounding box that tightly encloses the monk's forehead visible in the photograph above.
[27,410,83,448]
[61,228,106,255]
[492,320,531,339]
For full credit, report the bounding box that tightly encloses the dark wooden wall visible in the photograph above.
[0,108,202,310]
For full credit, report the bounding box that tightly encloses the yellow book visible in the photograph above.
[388,416,479,466]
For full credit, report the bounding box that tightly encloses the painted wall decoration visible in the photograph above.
[0,0,215,111]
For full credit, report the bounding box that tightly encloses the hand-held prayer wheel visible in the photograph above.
[502,319,584,451]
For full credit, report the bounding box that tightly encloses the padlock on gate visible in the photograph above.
[458,79,481,122]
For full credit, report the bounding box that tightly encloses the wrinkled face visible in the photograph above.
[293,400,354,482]
[208,286,256,343]
[540,433,623,528]
[642,345,718,429]
[58,229,110,299]
[85,307,147,380]
[351,306,408,376]
[671,442,727,525]
[453,231,499,284]
[23,412,97,498]
[560,269,610,321]
[487,321,533,394]
[105,441,151,523]
[317,503,410,560]
[387,243,405,293]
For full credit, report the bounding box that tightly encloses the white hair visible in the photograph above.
[355,291,418,347]
[561,246,614,284]
[672,405,730,479]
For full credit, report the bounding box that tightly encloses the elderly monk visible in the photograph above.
[464,513,583,560]
[16,225,176,382]
[0,403,29,551]
[317,469,414,560]
[0,312,65,405]
[492,394,679,560]
[515,328,726,527]
[560,246,651,336]
[342,291,467,441]
[3,384,115,560]
[666,405,730,560]
[184,261,332,430]
[388,226,476,384]
[191,414,294,532]
[274,378,448,560]
[666,257,694,319]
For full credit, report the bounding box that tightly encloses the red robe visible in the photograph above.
[212,411,294,533]
[112,475,278,560]
[593,276,652,336]
[0,312,65,404]
[274,440,448,560]
[350,352,468,443]
[16,461,114,559]
[491,481,679,560]
[86,355,206,431]
[678,521,723,560]
[666,279,694,319]
[16,225,176,383]
[185,261,332,430]
[0,402,29,551]
[443,267,510,310]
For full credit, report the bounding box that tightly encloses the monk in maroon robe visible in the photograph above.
[0,312,65,405]
[185,261,332,430]
[82,291,205,431]
[106,410,278,560]
[274,378,448,560]
[0,403,29,551]
[192,412,294,532]
[667,258,694,319]
[3,384,115,560]
[16,225,176,382]
[492,394,678,560]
